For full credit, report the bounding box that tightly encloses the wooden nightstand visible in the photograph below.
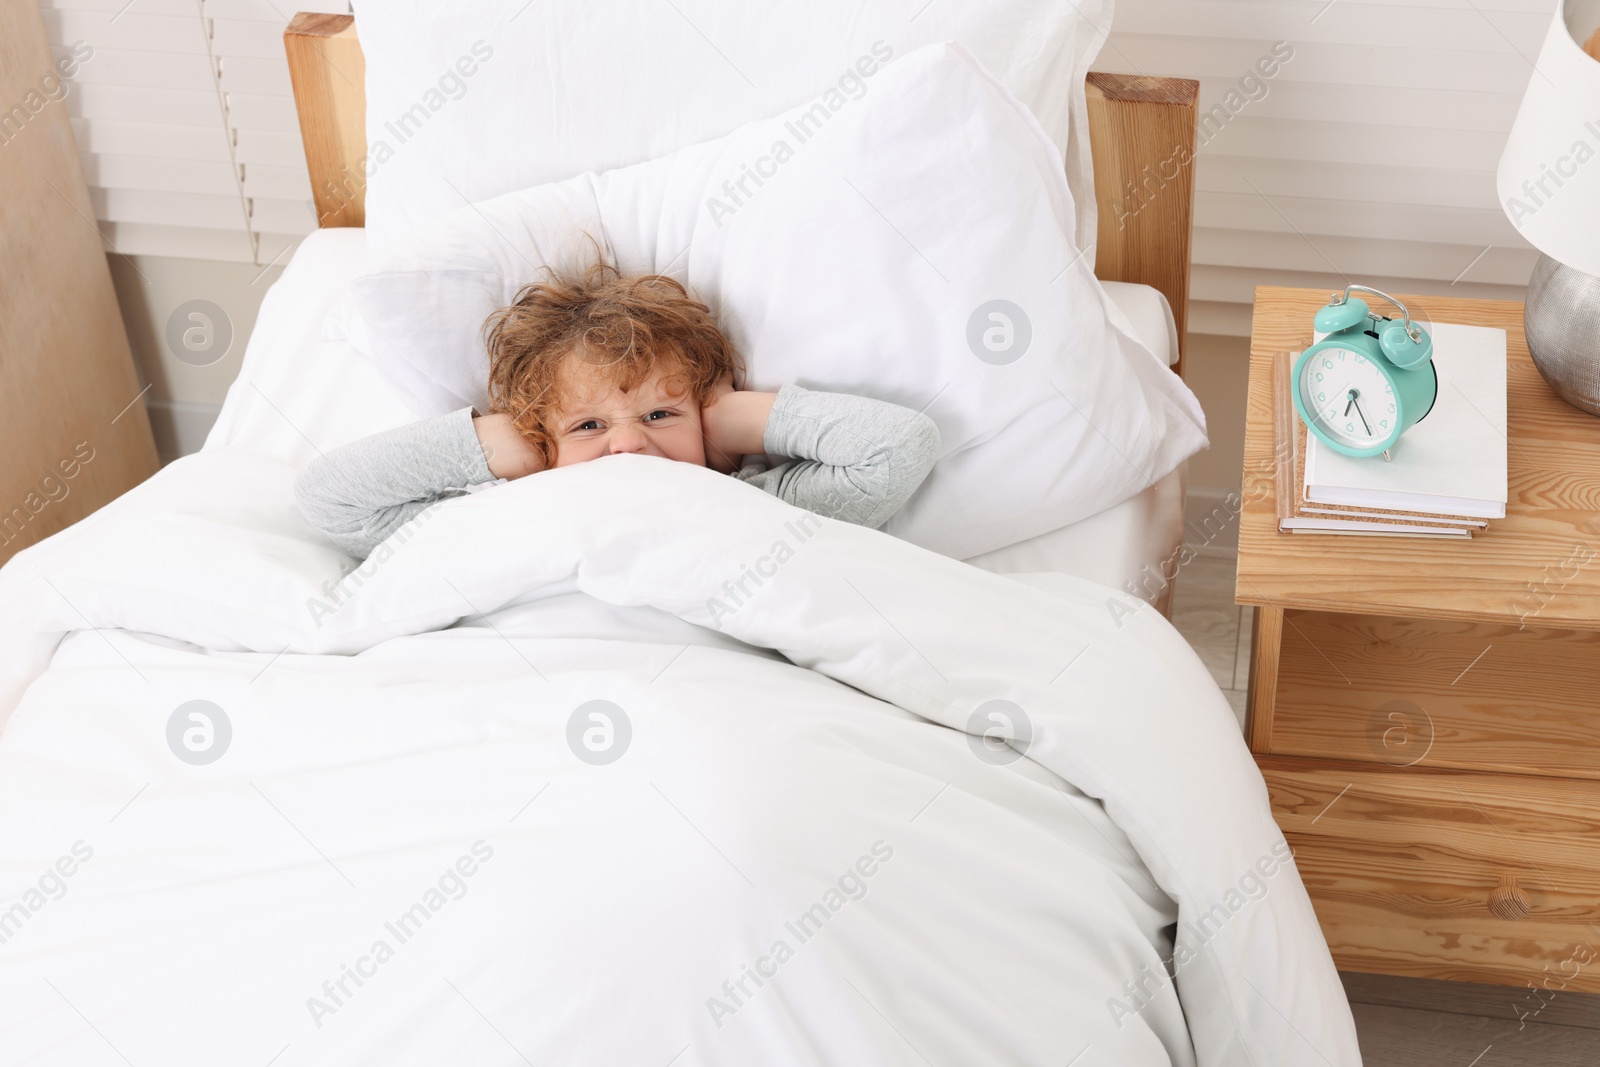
[1238,285,1600,992]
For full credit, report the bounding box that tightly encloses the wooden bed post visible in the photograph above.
[285,13,366,229]
[1085,72,1199,378]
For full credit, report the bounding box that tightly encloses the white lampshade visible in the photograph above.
[1497,0,1600,277]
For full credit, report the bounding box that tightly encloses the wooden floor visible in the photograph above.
[1171,554,1600,1065]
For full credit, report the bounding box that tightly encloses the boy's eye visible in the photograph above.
[645,409,676,423]
[574,419,603,432]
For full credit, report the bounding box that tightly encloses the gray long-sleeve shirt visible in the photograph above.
[293,384,940,558]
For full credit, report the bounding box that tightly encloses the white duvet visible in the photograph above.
[0,454,1358,1066]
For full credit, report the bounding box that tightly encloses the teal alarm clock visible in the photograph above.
[1292,285,1436,459]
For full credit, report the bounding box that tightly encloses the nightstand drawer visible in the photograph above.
[1266,610,1600,780]
[1262,758,1600,990]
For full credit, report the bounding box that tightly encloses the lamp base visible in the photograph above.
[1525,253,1600,417]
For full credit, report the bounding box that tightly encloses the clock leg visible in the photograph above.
[1246,605,1283,754]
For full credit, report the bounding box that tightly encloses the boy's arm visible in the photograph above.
[293,407,501,558]
[732,385,940,529]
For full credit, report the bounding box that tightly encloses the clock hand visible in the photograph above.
[1344,389,1356,417]
[1352,396,1372,436]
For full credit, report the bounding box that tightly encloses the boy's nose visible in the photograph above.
[608,426,648,455]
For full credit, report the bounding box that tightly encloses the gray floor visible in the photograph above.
[1167,552,1251,731]
[1169,552,1600,1066]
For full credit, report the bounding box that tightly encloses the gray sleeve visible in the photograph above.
[734,384,940,528]
[293,407,497,558]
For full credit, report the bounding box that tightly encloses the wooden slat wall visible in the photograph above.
[1102,0,1550,337]
[38,0,348,266]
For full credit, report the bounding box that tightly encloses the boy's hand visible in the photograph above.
[700,384,777,474]
[700,373,740,473]
[473,413,544,480]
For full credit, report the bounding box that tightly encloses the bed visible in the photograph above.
[0,8,1359,1066]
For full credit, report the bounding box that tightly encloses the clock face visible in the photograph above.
[1298,345,1398,450]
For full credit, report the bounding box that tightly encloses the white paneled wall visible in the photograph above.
[1103,0,1554,336]
[43,0,349,266]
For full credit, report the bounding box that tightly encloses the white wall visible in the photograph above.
[104,253,284,464]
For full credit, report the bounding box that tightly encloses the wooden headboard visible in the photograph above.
[284,14,1197,375]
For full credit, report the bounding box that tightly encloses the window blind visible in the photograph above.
[1102,0,1550,335]
[43,0,349,267]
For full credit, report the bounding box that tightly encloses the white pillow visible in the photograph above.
[348,0,1110,256]
[350,42,1207,560]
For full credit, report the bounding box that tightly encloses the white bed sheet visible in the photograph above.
[207,229,1188,588]
[0,445,1359,1066]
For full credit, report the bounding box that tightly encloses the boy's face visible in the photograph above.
[550,361,707,469]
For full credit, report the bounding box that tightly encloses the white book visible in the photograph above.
[1303,321,1508,520]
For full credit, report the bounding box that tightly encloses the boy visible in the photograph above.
[296,258,939,558]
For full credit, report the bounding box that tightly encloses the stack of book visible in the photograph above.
[1272,321,1508,538]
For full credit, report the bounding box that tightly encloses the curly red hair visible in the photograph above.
[483,250,743,470]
